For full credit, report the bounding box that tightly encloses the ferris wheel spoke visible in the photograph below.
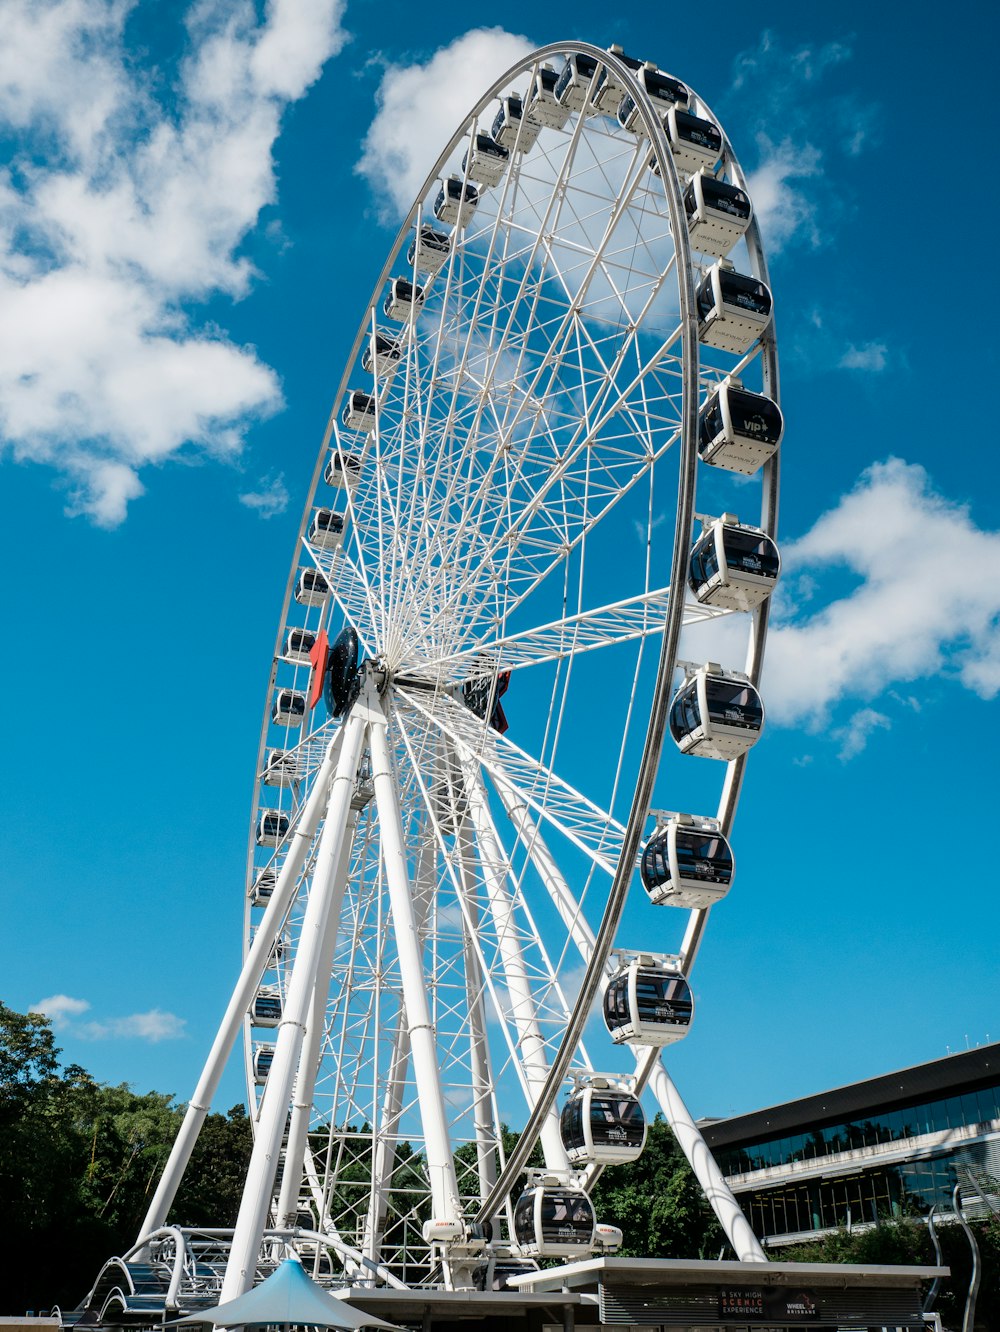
[395,686,625,873]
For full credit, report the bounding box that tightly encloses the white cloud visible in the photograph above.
[239,472,289,518]
[765,458,1000,725]
[745,138,821,254]
[0,0,347,524]
[839,341,888,372]
[30,993,91,1027]
[833,707,891,761]
[77,1009,187,1042]
[356,27,535,217]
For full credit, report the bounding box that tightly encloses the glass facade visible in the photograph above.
[717,1080,1000,1176]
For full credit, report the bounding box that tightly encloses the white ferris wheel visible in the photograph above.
[138,39,782,1297]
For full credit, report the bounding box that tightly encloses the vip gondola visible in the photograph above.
[383,276,425,321]
[295,567,332,607]
[688,514,780,611]
[341,390,376,433]
[261,749,298,787]
[684,171,752,258]
[669,664,764,760]
[407,224,452,275]
[361,333,402,375]
[462,132,509,188]
[256,809,289,847]
[603,955,693,1046]
[251,987,282,1027]
[696,262,773,354]
[524,64,569,129]
[308,508,346,551]
[560,1079,647,1164]
[641,813,734,909]
[513,1182,596,1258]
[272,689,306,728]
[698,378,783,475]
[434,177,479,228]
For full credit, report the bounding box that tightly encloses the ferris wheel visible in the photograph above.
[139,40,782,1296]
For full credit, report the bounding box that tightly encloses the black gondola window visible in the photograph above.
[704,679,763,730]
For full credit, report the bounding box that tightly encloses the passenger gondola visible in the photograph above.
[250,867,276,906]
[640,813,734,909]
[463,131,509,186]
[251,987,282,1027]
[383,276,425,321]
[684,171,752,258]
[361,333,402,376]
[341,390,376,433]
[554,52,601,112]
[524,64,569,129]
[491,95,541,153]
[513,1183,596,1258]
[698,378,783,475]
[472,1258,539,1291]
[295,567,332,607]
[603,955,693,1046]
[324,451,362,490]
[262,749,297,787]
[253,1044,275,1084]
[592,45,643,113]
[688,514,780,610]
[308,507,346,550]
[283,627,316,664]
[668,663,764,760]
[560,1079,647,1164]
[407,224,452,274]
[433,177,479,228]
[696,262,773,354]
[663,107,722,174]
[256,808,289,847]
[272,689,306,728]
[617,64,690,133]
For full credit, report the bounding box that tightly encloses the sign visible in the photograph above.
[719,1287,819,1321]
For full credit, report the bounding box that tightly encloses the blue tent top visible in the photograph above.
[174,1258,404,1329]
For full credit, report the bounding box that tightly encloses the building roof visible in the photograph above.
[702,1042,1000,1150]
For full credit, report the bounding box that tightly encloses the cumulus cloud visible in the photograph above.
[745,138,821,253]
[239,472,290,518]
[30,993,91,1027]
[839,341,889,372]
[0,0,347,524]
[765,458,1000,724]
[356,27,535,216]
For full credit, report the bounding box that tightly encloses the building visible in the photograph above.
[701,1043,1000,1245]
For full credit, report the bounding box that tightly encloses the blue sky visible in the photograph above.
[2,0,998,1125]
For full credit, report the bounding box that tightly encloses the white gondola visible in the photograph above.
[308,507,346,551]
[433,178,479,229]
[251,987,282,1027]
[617,64,690,133]
[462,132,509,187]
[513,1183,596,1258]
[688,514,780,610]
[341,390,376,433]
[406,224,452,275]
[524,64,569,129]
[696,261,773,355]
[253,1044,274,1085]
[491,95,541,153]
[553,51,601,112]
[383,276,425,321]
[664,107,722,174]
[361,333,401,376]
[684,170,752,258]
[669,663,764,760]
[603,955,693,1046]
[250,866,276,906]
[272,688,306,728]
[261,748,298,787]
[560,1079,647,1164]
[640,813,734,909]
[282,627,316,664]
[324,451,362,490]
[295,567,331,607]
[256,808,289,847]
[698,378,783,476]
[592,45,643,113]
